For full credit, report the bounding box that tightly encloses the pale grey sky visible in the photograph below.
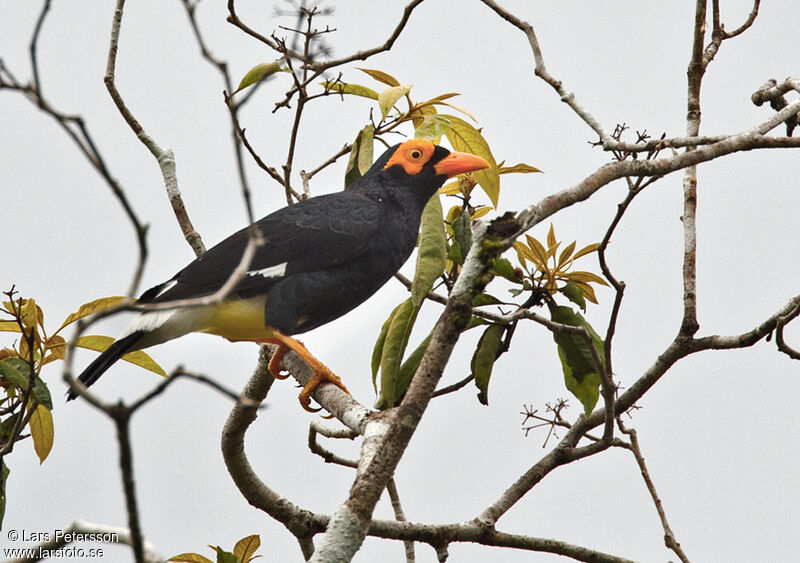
[2,1,799,561]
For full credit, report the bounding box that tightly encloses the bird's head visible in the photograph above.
[354,139,489,205]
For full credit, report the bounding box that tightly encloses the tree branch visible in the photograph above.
[105,0,205,256]
[618,421,690,563]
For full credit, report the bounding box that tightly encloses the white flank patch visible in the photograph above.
[153,279,178,299]
[246,262,287,279]
[120,310,177,337]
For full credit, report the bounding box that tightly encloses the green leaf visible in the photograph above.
[29,403,54,464]
[0,357,29,389]
[0,357,50,408]
[471,324,505,405]
[559,349,602,418]
[414,114,453,141]
[378,298,420,408]
[473,293,504,306]
[168,554,214,563]
[411,195,447,307]
[31,377,52,410]
[442,114,500,207]
[323,81,380,100]
[378,83,412,119]
[498,163,543,175]
[451,208,472,266]
[76,335,166,377]
[234,61,285,94]
[492,257,523,284]
[0,460,9,530]
[233,535,260,563]
[58,296,127,333]
[374,316,488,410]
[345,124,374,188]
[357,67,400,87]
[371,311,394,392]
[213,547,240,563]
[549,305,605,417]
[560,281,587,312]
[375,331,432,410]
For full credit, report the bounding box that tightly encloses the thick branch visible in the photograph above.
[312,218,515,561]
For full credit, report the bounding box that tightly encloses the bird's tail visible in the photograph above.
[66,330,144,401]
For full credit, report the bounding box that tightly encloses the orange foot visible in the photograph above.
[259,332,350,413]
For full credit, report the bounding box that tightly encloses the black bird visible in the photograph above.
[67,139,489,410]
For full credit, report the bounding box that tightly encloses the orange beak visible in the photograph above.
[434,151,490,178]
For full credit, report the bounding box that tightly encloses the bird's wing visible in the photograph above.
[139,192,380,304]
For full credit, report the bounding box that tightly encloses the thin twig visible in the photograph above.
[308,420,359,468]
[775,303,800,360]
[105,0,205,256]
[181,0,255,224]
[386,478,415,563]
[618,421,690,563]
[28,0,51,99]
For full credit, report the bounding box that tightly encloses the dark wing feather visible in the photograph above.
[140,191,379,304]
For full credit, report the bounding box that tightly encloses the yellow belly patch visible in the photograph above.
[200,296,276,341]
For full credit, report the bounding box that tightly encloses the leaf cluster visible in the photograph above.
[169,534,261,563]
[0,289,165,529]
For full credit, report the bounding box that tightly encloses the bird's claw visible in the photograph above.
[298,370,350,414]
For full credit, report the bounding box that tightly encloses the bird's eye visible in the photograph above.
[409,149,423,160]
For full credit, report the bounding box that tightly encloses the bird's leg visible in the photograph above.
[265,344,291,380]
[258,332,350,412]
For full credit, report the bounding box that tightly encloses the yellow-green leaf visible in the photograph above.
[29,403,54,464]
[41,335,66,366]
[378,83,412,119]
[422,92,460,105]
[442,114,500,207]
[323,81,380,100]
[234,535,261,563]
[345,124,374,188]
[438,180,462,196]
[558,241,576,268]
[572,242,600,261]
[547,223,557,249]
[409,102,437,131]
[58,296,127,333]
[436,100,477,122]
[525,236,549,268]
[357,67,400,87]
[499,163,543,175]
[567,271,609,286]
[414,114,452,142]
[18,299,40,331]
[234,61,285,94]
[76,335,166,377]
[0,321,21,333]
[471,206,492,219]
[411,195,447,307]
[168,554,214,563]
[571,280,599,304]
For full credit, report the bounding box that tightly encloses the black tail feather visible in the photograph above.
[66,331,145,401]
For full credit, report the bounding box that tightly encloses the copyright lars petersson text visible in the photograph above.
[4,529,116,558]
